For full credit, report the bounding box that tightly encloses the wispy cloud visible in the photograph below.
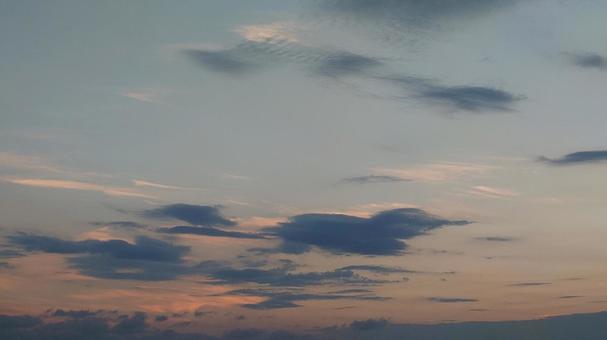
[466,186,518,199]
[567,52,606,70]
[132,179,200,191]
[372,162,494,182]
[234,22,299,43]
[120,91,161,103]
[1,178,154,199]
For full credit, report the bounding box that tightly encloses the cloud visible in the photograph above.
[225,288,388,310]
[90,221,147,229]
[121,91,160,104]
[384,76,524,112]
[539,150,607,165]
[234,22,298,43]
[349,318,390,331]
[509,282,551,287]
[9,234,188,263]
[475,236,516,242]
[316,52,382,77]
[317,0,518,30]
[52,310,99,319]
[372,162,493,182]
[143,204,235,227]
[0,178,154,199]
[183,49,258,75]
[157,226,266,239]
[342,175,408,184]
[112,312,148,334]
[264,208,470,255]
[569,52,606,69]
[466,186,518,199]
[8,310,607,340]
[132,179,197,191]
[336,265,412,274]
[206,263,388,287]
[427,297,478,303]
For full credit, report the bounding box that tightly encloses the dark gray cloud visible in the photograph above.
[155,315,168,322]
[342,175,408,184]
[8,233,195,281]
[569,52,606,69]
[349,318,390,331]
[509,282,551,287]
[112,312,147,334]
[264,208,470,255]
[158,226,266,239]
[206,264,388,287]
[418,85,523,112]
[225,288,389,310]
[143,204,235,227]
[336,265,412,274]
[382,75,524,112]
[7,310,607,339]
[52,310,99,319]
[316,52,382,77]
[539,150,607,165]
[475,236,516,242]
[9,234,188,263]
[68,255,191,281]
[183,49,258,75]
[316,0,519,35]
[428,297,478,303]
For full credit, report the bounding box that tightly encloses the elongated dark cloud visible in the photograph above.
[8,234,193,281]
[52,310,99,319]
[183,49,257,75]
[336,265,411,274]
[382,75,524,112]
[316,52,382,77]
[569,52,606,69]
[509,282,551,287]
[143,204,235,227]
[349,318,390,330]
[475,236,516,242]
[226,288,389,310]
[90,221,147,229]
[9,234,188,263]
[342,175,408,184]
[206,265,387,287]
[428,297,478,303]
[264,208,470,255]
[158,226,266,239]
[539,150,607,165]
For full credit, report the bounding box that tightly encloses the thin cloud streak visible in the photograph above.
[0,178,154,199]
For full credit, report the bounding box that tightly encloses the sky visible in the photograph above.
[2,0,607,339]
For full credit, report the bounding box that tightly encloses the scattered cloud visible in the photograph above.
[474,236,516,242]
[263,208,470,255]
[9,234,188,263]
[539,150,607,165]
[568,52,606,70]
[143,204,235,227]
[427,297,478,303]
[349,318,390,331]
[225,288,388,310]
[509,282,551,287]
[120,91,161,104]
[342,175,409,184]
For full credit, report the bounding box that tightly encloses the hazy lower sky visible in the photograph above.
[2,1,607,339]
